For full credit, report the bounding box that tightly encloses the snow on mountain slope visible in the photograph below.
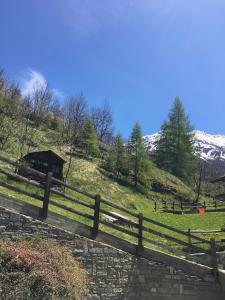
[143,130,225,162]
[194,131,225,161]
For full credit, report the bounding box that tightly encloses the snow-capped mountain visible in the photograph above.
[143,130,225,177]
[144,130,225,161]
[194,130,225,161]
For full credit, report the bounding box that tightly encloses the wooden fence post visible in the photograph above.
[41,172,52,220]
[210,238,218,278]
[188,228,191,245]
[136,213,144,255]
[92,194,101,239]
[163,200,167,211]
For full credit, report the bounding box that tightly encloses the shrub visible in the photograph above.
[0,238,87,300]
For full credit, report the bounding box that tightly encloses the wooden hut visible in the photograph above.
[18,150,66,181]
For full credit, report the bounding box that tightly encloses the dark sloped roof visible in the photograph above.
[23,150,66,163]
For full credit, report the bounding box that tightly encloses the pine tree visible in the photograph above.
[155,97,196,181]
[83,120,99,158]
[127,123,150,187]
[115,134,127,177]
[107,133,128,178]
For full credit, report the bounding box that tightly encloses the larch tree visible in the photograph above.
[105,133,127,179]
[83,120,99,158]
[62,95,88,182]
[155,97,196,182]
[91,101,114,144]
[127,122,150,187]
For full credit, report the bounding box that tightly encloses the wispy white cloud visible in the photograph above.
[55,0,139,36]
[51,88,64,101]
[21,69,47,96]
[21,69,64,100]
[55,0,225,37]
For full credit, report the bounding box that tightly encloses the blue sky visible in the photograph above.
[1,0,225,137]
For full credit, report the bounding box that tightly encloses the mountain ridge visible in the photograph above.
[143,130,225,178]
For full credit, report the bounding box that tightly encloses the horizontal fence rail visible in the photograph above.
[186,229,225,246]
[154,199,225,213]
[0,154,220,271]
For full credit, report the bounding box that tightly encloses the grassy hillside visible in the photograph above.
[1,124,196,202]
[0,126,224,254]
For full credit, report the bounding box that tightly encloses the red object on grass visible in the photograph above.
[198,207,205,214]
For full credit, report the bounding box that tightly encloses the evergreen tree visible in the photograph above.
[155,97,196,181]
[115,133,127,177]
[127,122,150,187]
[105,133,128,179]
[83,120,99,158]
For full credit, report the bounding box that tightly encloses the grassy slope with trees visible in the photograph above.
[0,68,224,252]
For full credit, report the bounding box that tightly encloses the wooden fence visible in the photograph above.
[186,229,225,246]
[154,199,225,213]
[0,155,219,272]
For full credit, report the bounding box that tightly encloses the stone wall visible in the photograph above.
[193,252,225,270]
[218,252,225,269]
[0,206,224,300]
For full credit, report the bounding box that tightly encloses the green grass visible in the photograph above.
[0,127,224,258]
[0,166,224,256]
